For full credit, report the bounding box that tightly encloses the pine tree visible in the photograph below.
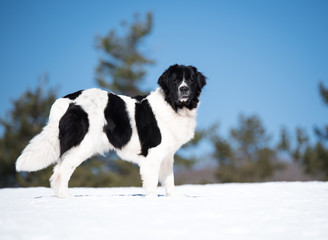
[300,82,328,179]
[214,115,282,182]
[277,127,291,152]
[314,82,328,141]
[0,77,57,187]
[95,12,154,96]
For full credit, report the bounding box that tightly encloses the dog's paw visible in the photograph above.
[57,193,71,198]
[55,189,71,198]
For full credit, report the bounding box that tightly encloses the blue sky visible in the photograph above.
[1,0,327,144]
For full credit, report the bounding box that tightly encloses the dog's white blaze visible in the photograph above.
[178,79,188,88]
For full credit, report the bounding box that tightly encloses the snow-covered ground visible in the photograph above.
[1,182,328,240]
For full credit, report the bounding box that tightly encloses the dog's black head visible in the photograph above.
[158,64,207,111]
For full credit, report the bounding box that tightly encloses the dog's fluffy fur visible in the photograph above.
[16,64,207,197]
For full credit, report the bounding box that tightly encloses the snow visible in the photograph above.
[1,182,328,240]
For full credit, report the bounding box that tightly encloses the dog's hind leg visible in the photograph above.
[50,163,64,197]
[50,150,91,198]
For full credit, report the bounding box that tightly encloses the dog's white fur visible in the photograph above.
[16,87,197,198]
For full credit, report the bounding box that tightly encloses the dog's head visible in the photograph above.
[158,64,207,111]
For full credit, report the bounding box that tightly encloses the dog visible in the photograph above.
[16,64,207,198]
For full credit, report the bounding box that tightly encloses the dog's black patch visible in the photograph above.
[135,99,161,157]
[103,93,132,149]
[59,103,89,156]
[63,90,84,100]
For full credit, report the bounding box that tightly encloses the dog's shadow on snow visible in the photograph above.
[34,193,150,199]
[74,193,199,198]
[34,193,199,199]
[74,193,163,198]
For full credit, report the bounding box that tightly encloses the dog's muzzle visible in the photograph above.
[179,86,190,102]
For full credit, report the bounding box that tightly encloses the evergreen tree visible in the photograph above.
[299,82,328,179]
[96,12,154,96]
[0,77,56,187]
[213,115,283,182]
[277,127,291,152]
[302,142,328,179]
[292,128,309,162]
[319,82,328,104]
[230,115,271,164]
[315,82,328,141]
[285,82,328,180]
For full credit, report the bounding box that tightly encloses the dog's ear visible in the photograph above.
[157,64,178,90]
[197,71,207,89]
[189,65,207,89]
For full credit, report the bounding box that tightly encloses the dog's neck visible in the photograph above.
[149,88,198,118]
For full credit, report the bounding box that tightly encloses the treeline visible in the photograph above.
[0,12,327,187]
[209,111,328,182]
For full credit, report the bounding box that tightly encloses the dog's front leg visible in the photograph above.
[159,156,175,197]
[139,158,161,197]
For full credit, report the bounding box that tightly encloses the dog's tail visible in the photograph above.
[16,98,69,172]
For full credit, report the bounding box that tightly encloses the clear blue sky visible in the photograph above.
[1,0,327,144]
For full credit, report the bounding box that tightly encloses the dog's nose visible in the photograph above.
[179,86,189,93]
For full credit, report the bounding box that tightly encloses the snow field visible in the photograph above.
[1,182,328,240]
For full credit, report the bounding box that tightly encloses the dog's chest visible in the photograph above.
[146,89,198,151]
[159,110,197,148]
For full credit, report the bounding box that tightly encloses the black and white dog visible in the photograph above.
[16,64,206,198]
